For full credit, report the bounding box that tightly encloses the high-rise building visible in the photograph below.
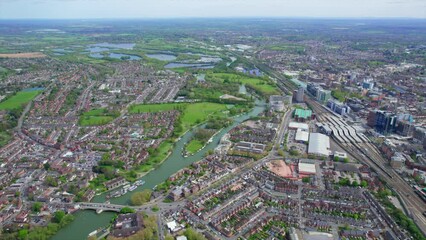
[367,110,397,135]
[316,89,331,103]
[395,120,414,137]
[295,87,304,102]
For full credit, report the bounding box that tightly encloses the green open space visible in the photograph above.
[0,131,11,147]
[206,73,279,97]
[266,43,306,54]
[185,139,204,155]
[0,90,42,110]
[79,108,119,126]
[129,102,228,135]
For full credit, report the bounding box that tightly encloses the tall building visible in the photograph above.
[306,82,331,103]
[295,87,304,103]
[395,120,414,137]
[369,110,397,134]
[316,89,331,103]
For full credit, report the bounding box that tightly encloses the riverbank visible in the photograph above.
[52,100,266,240]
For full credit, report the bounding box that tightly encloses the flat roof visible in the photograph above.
[294,108,312,119]
[299,162,316,174]
[308,133,331,156]
[295,129,309,142]
[289,122,309,131]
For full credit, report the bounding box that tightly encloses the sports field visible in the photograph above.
[79,108,117,126]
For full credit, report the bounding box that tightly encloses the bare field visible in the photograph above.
[0,52,46,58]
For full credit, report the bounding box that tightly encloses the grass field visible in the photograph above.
[129,102,228,134]
[129,103,186,113]
[79,108,118,126]
[0,90,42,110]
[207,73,279,97]
[139,141,173,172]
[0,131,11,147]
[185,140,204,155]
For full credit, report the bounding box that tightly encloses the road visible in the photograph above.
[306,97,426,236]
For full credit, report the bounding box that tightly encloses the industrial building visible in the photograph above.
[298,160,317,175]
[295,129,309,143]
[289,122,309,131]
[293,109,313,122]
[308,133,331,156]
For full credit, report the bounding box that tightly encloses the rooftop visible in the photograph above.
[294,109,312,119]
[308,133,330,156]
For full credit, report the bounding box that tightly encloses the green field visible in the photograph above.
[79,108,118,126]
[0,90,42,110]
[129,102,228,134]
[207,73,279,97]
[185,140,204,155]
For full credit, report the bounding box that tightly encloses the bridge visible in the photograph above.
[73,201,185,214]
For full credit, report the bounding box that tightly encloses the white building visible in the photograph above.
[308,133,331,156]
[295,129,309,143]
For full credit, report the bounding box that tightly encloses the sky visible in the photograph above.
[0,0,425,19]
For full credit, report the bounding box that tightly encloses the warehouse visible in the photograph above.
[289,122,309,131]
[295,129,309,143]
[308,133,331,156]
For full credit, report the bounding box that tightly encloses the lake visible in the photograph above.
[90,53,141,60]
[146,53,177,61]
[164,63,215,69]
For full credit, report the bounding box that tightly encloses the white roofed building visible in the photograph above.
[308,133,331,156]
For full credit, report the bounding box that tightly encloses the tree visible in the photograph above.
[32,202,42,213]
[18,229,28,240]
[53,211,65,223]
[184,228,207,240]
[302,177,310,183]
[360,180,368,188]
[45,176,58,187]
[120,207,135,214]
[165,235,174,240]
[43,162,50,170]
[130,189,152,206]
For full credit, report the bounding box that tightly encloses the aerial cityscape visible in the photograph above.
[0,1,426,240]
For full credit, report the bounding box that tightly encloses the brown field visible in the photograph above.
[267,160,293,178]
[0,52,47,58]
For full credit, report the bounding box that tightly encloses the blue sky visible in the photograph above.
[0,0,425,19]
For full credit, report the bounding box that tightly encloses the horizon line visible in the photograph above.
[1,16,426,21]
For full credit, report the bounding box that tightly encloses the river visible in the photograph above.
[53,99,265,240]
